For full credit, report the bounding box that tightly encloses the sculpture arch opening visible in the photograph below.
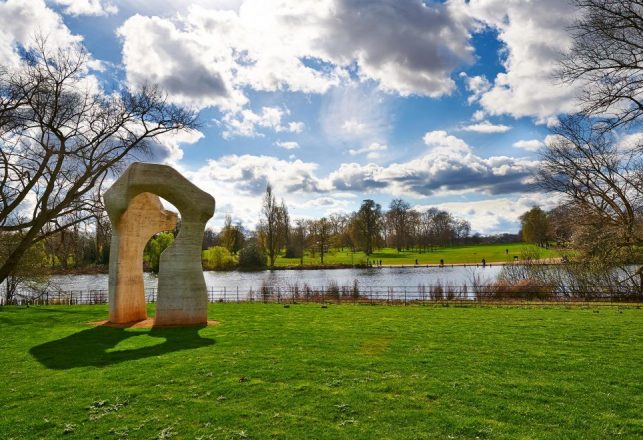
[104,163,215,326]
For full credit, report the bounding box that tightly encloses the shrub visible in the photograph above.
[202,246,236,270]
[238,241,267,270]
[488,279,555,301]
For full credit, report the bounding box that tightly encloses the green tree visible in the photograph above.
[144,232,175,273]
[352,200,382,255]
[238,240,267,270]
[220,215,244,255]
[520,207,549,247]
[202,246,235,270]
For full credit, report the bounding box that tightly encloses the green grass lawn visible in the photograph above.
[1,304,641,439]
[275,242,560,267]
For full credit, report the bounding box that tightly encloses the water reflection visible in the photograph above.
[49,266,503,292]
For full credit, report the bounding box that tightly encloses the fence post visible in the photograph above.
[404,288,407,306]
[237,286,239,303]
[224,287,226,303]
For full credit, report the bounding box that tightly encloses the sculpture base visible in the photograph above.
[86,319,219,328]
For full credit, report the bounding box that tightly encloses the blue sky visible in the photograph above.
[0,0,584,233]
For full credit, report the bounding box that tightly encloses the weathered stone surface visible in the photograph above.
[104,162,215,326]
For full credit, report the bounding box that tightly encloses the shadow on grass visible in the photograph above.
[30,325,215,370]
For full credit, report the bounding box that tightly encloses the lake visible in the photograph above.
[46,265,505,301]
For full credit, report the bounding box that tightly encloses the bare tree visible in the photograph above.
[558,0,643,129]
[387,198,411,252]
[293,219,307,265]
[538,115,642,286]
[309,217,331,264]
[0,40,197,284]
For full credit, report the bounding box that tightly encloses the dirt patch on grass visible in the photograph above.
[86,318,219,328]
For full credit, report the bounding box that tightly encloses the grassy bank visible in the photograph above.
[1,303,641,439]
[274,242,560,267]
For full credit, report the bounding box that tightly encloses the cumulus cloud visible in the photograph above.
[50,0,117,16]
[117,0,475,113]
[274,141,300,150]
[617,132,643,152]
[423,130,469,154]
[190,154,326,196]
[117,14,245,111]
[0,0,82,66]
[148,129,205,164]
[460,73,491,104]
[329,131,538,197]
[461,121,511,134]
[459,0,582,121]
[419,193,563,235]
[348,142,387,160]
[512,139,544,152]
[219,106,305,138]
[472,110,486,121]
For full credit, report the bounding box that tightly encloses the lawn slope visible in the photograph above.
[0,304,641,439]
[274,243,560,267]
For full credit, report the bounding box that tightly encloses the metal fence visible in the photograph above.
[1,284,641,306]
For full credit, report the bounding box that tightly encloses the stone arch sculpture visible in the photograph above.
[104,162,215,326]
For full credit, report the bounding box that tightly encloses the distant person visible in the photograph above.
[415,259,418,265]
[439,259,444,267]
[505,248,509,255]
[482,258,486,267]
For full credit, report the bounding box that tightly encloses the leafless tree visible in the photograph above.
[538,115,642,287]
[309,217,331,264]
[558,0,643,129]
[387,198,411,252]
[0,39,198,284]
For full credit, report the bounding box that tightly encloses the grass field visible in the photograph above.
[274,243,560,267]
[1,304,641,439]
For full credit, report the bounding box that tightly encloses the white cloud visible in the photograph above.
[150,129,205,164]
[423,130,470,155]
[0,0,82,66]
[274,141,300,150]
[329,131,538,197]
[512,139,544,152]
[348,142,387,160]
[416,193,562,235]
[190,154,326,196]
[461,121,511,134]
[117,0,475,114]
[287,121,304,133]
[50,0,117,16]
[220,106,305,138]
[472,110,486,121]
[459,0,582,121]
[460,73,491,104]
[117,14,246,111]
[617,132,643,152]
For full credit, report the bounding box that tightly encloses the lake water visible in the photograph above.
[48,265,504,300]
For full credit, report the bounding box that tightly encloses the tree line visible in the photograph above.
[208,185,477,269]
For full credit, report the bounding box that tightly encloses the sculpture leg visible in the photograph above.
[155,220,209,326]
[108,193,177,324]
